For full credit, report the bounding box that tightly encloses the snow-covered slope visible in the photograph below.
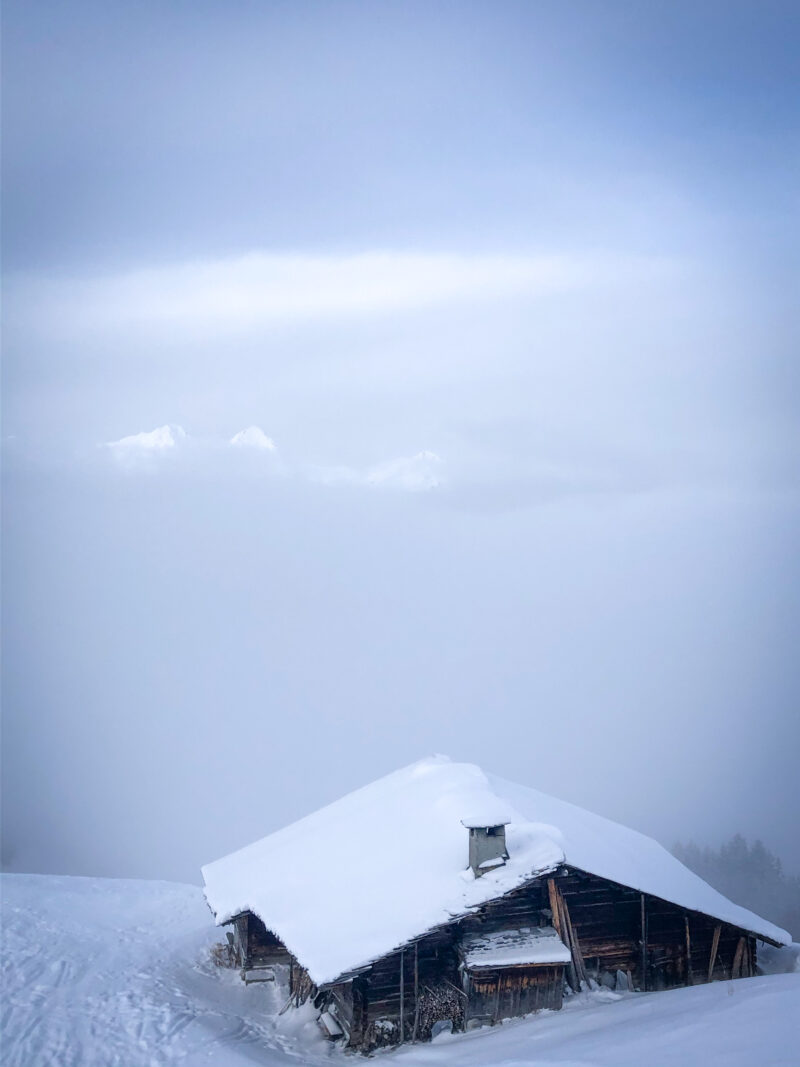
[2,873,798,1067]
[0,874,328,1067]
[202,757,790,986]
[397,974,800,1067]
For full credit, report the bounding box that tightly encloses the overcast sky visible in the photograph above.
[3,0,799,884]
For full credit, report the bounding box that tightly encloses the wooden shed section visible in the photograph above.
[232,911,292,975]
[460,927,569,1023]
[201,757,791,1053]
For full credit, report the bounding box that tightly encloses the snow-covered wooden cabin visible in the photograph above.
[202,757,791,1052]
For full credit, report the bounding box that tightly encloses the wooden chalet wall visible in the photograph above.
[234,913,293,970]
[465,965,563,1022]
[558,868,757,991]
[460,875,551,937]
[329,925,462,1050]
[458,876,564,1025]
[319,877,561,1050]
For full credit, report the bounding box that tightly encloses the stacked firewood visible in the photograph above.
[414,983,464,1040]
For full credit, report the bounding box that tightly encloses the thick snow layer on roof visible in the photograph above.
[463,927,572,968]
[202,757,790,987]
[202,758,564,985]
[460,799,515,828]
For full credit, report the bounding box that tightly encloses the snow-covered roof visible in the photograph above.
[201,757,791,986]
[463,927,572,968]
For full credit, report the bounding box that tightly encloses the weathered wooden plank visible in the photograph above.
[738,938,750,977]
[547,879,563,939]
[707,924,721,982]
[412,942,419,1041]
[399,948,405,1043]
[561,892,589,988]
[548,879,581,990]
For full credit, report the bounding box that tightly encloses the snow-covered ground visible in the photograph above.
[2,874,798,1067]
[1,874,329,1067]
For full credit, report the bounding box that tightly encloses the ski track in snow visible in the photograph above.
[1,875,332,1067]
[2,873,798,1067]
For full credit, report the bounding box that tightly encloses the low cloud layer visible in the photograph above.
[6,250,671,346]
[229,426,277,451]
[366,450,442,491]
[312,450,443,492]
[108,425,185,452]
[101,424,444,493]
[106,424,187,467]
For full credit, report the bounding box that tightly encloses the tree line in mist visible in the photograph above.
[673,835,800,939]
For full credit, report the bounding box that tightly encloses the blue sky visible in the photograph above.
[2,1,799,882]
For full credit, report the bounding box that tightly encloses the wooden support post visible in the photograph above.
[684,916,693,985]
[640,894,647,992]
[412,943,419,1041]
[738,938,750,977]
[399,949,405,1043]
[708,924,721,982]
[547,879,563,938]
[549,879,579,991]
[239,914,250,972]
[561,894,589,989]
